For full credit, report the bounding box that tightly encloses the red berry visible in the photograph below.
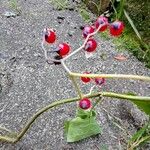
[45,28,56,43]
[95,16,108,32]
[81,72,91,83]
[82,25,95,38]
[94,77,105,85]
[79,98,91,110]
[109,20,124,36]
[57,43,70,56]
[84,39,97,52]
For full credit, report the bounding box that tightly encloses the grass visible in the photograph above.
[111,19,150,68]
[79,7,91,23]
[113,28,141,51]
[49,0,69,10]
[9,0,21,14]
[127,120,150,150]
[81,0,150,68]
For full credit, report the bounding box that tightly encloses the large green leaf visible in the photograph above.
[132,100,150,116]
[65,109,101,142]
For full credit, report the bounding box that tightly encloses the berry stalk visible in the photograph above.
[62,24,102,62]
[70,72,150,82]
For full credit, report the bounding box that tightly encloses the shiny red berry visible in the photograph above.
[109,20,124,36]
[82,25,95,38]
[79,98,91,110]
[95,16,108,32]
[45,29,56,43]
[57,43,70,56]
[84,39,97,52]
[94,77,105,85]
[81,72,91,83]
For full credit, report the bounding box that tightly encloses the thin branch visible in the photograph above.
[62,24,102,61]
[0,91,150,143]
[61,60,71,73]
[70,72,150,82]
[0,126,12,133]
[0,135,16,143]
[41,39,61,63]
[89,85,96,95]
[69,76,83,99]
[110,0,118,19]
[60,25,102,73]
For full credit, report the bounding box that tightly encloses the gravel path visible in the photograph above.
[0,0,150,150]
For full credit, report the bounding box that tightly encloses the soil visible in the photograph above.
[0,0,150,150]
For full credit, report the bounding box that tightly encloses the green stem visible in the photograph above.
[70,72,150,82]
[0,135,16,143]
[89,97,102,120]
[0,126,12,133]
[70,76,83,99]
[128,135,150,150]
[0,92,150,143]
[110,0,118,19]
[94,92,150,102]
[118,0,125,19]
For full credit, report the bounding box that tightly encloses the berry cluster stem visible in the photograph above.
[62,25,102,61]
[70,72,150,82]
[69,76,83,99]
[41,39,61,63]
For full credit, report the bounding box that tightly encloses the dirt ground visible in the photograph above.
[0,0,150,150]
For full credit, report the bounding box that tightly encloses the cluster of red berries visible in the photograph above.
[78,17,124,110]
[44,17,124,110]
[79,73,105,110]
[44,16,124,59]
[44,28,70,57]
[82,16,124,54]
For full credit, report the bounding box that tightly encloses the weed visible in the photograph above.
[49,0,68,10]
[9,0,21,14]
[127,120,150,150]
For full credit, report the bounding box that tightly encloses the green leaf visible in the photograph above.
[65,117,101,142]
[65,110,101,142]
[124,9,142,40]
[76,108,96,119]
[64,121,70,137]
[131,100,150,115]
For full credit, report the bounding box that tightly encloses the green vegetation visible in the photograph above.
[82,0,150,68]
[49,0,69,10]
[115,0,150,68]
[81,0,150,149]
[79,8,91,22]
[9,0,21,14]
[127,120,150,150]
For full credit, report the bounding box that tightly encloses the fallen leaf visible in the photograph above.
[114,55,127,61]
